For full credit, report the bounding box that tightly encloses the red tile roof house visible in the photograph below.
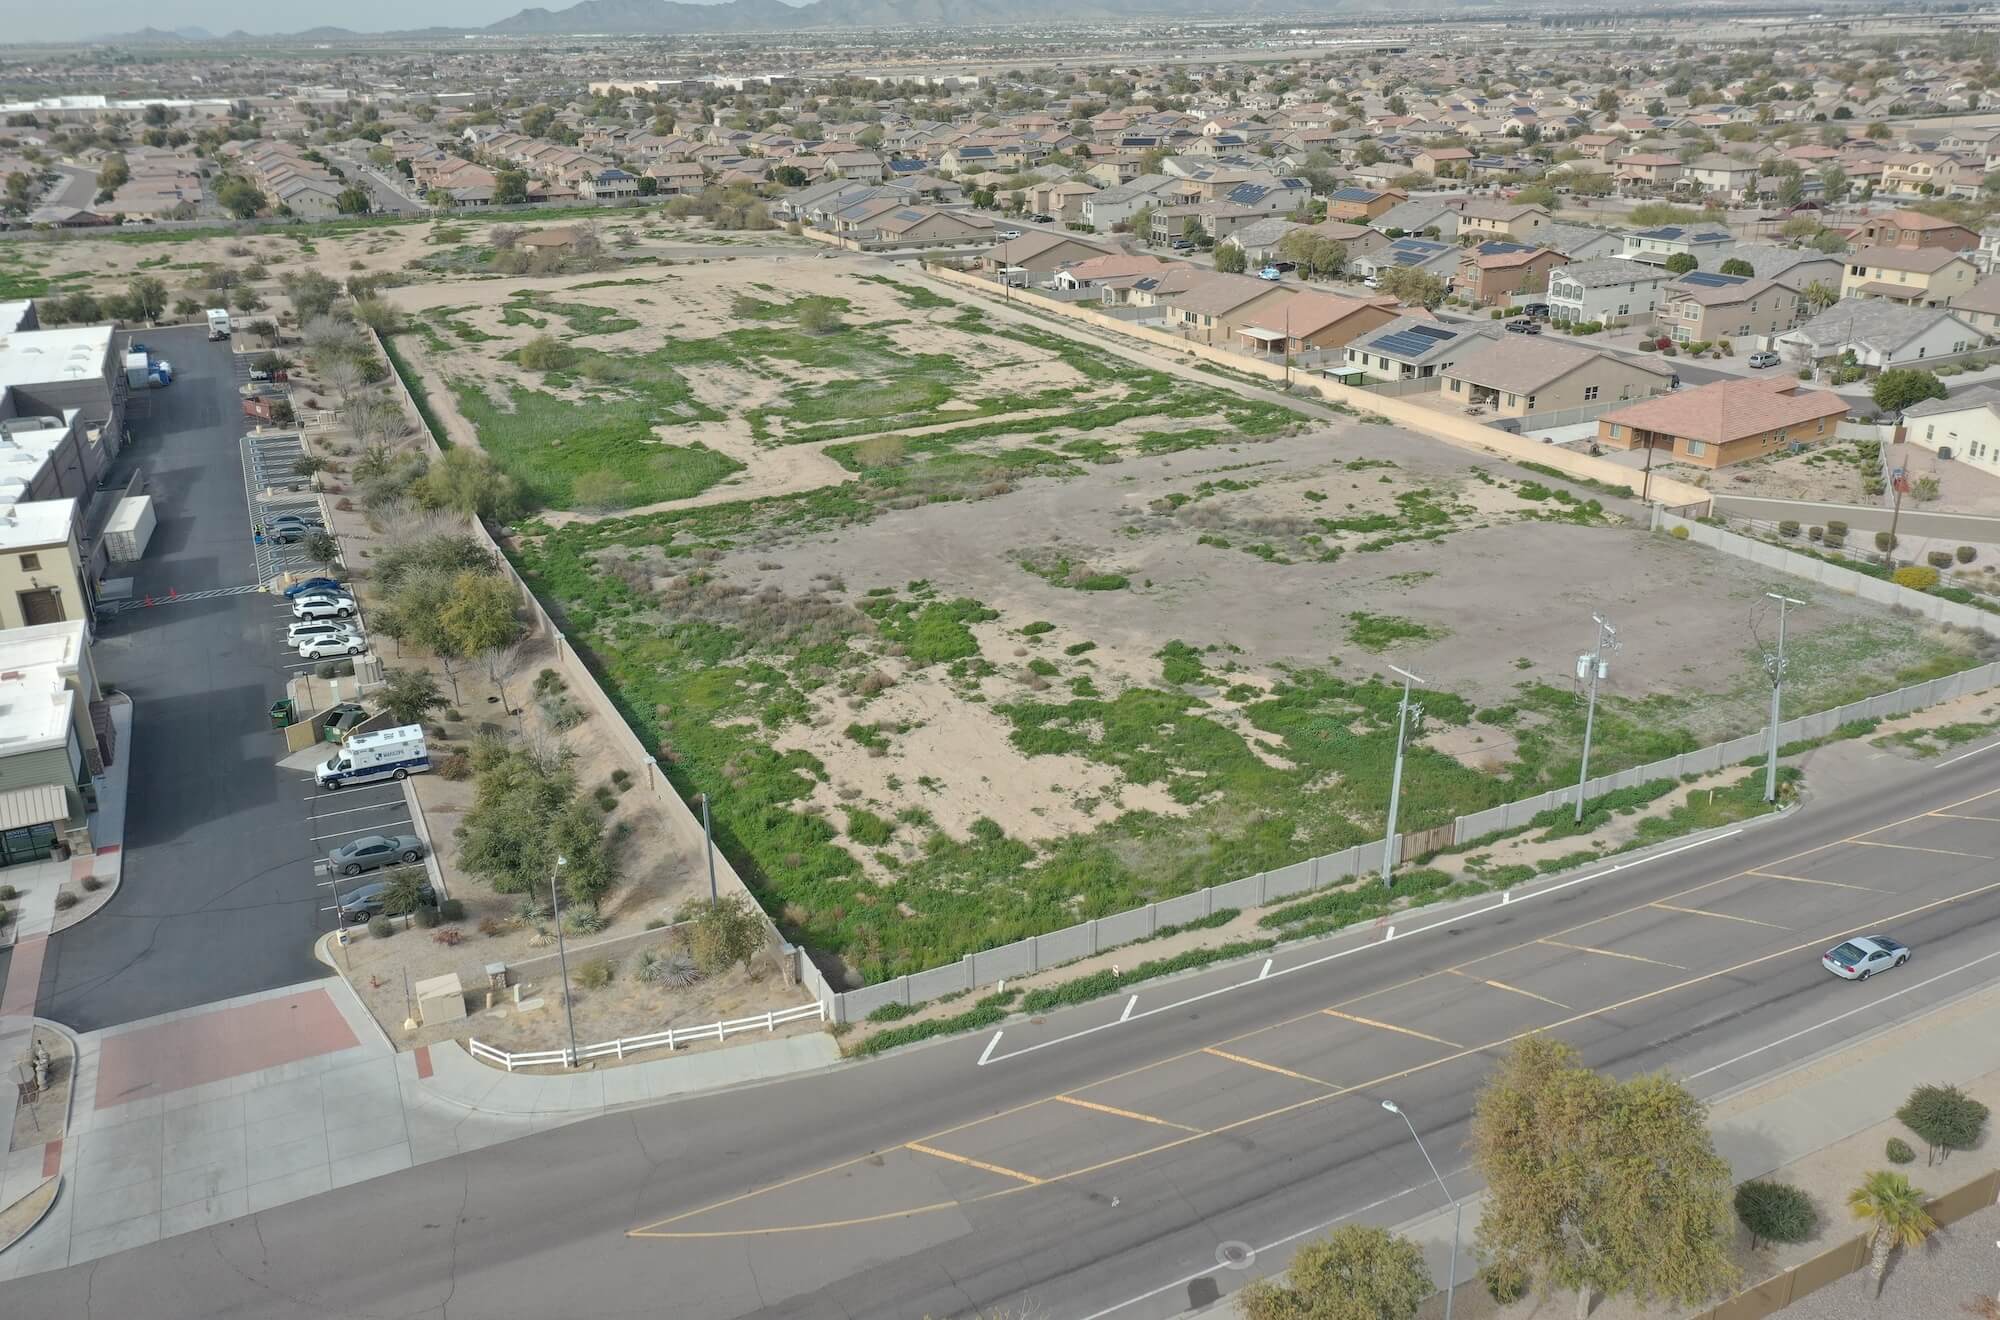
[1595,376,1849,468]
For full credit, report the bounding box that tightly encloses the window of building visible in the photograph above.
[1687,439,1708,457]
[18,554,38,572]
[1584,385,1599,401]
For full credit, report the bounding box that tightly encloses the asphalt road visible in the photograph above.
[33,327,331,1031]
[12,743,2000,1319]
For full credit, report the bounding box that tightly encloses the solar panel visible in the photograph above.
[1409,324,1457,341]
[1372,327,1460,356]
[1680,271,1747,287]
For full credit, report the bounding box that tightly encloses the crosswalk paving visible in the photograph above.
[101,583,267,612]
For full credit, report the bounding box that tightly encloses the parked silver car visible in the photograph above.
[327,833,426,877]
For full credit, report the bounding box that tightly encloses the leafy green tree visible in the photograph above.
[456,747,575,895]
[1719,257,1755,277]
[1872,368,1947,414]
[1213,243,1248,274]
[379,667,444,726]
[216,175,263,218]
[1664,252,1700,275]
[335,185,371,215]
[677,894,768,975]
[1820,165,1850,202]
[302,530,342,576]
[494,169,529,205]
[416,448,521,522]
[1846,1170,1934,1296]
[1733,1180,1818,1250]
[126,274,169,322]
[440,571,521,661]
[280,270,342,322]
[1896,1083,1989,1165]
[1239,1224,1431,1320]
[1377,266,1446,308]
[1472,1037,1738,1319]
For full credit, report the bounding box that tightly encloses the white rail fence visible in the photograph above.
[467,1001,828,1072]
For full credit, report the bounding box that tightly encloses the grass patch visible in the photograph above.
[1346,612,1442,652]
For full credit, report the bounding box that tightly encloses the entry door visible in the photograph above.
[17,588,63,625]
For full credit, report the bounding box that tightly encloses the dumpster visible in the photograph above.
[322,703,369,742]
[269,698,296,729]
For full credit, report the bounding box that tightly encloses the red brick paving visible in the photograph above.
[41,1138,61,1179]
[0,935,46,1025]
[414,1045,433,1080]
[93,989,359,1111]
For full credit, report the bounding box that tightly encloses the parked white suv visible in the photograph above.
[1747,350,1782,369]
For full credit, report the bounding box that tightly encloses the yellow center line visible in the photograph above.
[1847,840,1994,860]
[1448,969,1570,1009]
[905,1142,1044,1186]
[1201,1046,1339,1088]
[1321,1009,1460,1048]
[1053,1094,1202,1132]
[1538,939,1688,969]
[632,877,2000,1239]
[1650,901,1790,930]
[1748,870,1885,894]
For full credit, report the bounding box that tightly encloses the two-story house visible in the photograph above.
[1841,246,1980,308]
[1453,200,1551,243]
[1545,258,1675,327]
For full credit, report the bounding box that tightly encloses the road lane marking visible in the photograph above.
[1447,969,1569,1009]
[1938,740,2000,767]
[1686,946,2000,1082]
[1201,1047,1336,1088]
[1748,870,1885,893]
[1846,840,1993,860]
[1650,902,1789,930]
[1054,1095,1200,1132]
[978,1032,1003,1066]
[905,1142,1044,1186]
[1321,1009,1458,1048]
[1927,811,2000,823]
[629,875,2000,1239]
[1538,939,1687,970]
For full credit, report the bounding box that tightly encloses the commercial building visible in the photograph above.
[0,619,109,864]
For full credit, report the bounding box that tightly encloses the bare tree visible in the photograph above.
[482,638,529,715]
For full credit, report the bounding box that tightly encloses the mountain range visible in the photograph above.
[487,0,1367,34]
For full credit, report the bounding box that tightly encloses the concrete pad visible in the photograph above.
[327,1141,412,1191]
[325,1116,405,1164]
[160,1156,249,1211]
[246,1133,329,1186]
[65,1212,160,1265]
[244,1164,331,1215]
[160,1093,248,1144]
[160,1125,245,1177]
[159,1188,247,1237]
[67,1176,160,1236]
[243,1109,324,1154]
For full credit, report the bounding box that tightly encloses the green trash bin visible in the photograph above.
[269,697,295,730]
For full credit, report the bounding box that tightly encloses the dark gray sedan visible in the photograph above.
[326,833,425,877]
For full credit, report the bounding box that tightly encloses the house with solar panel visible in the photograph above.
[1622,225,1737,268]
[1325,186,1407,222]
[1350,237,1460,286]
[1658,272,1808,343]
[1338,315,1502,385]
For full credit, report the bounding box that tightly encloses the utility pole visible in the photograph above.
[1573,613,1617,823]
[549,854,580,1068]
[1383,1100,1460,1320]
[1381,665,1426,885]
[1885,442,1909,564]
[1764,594,1805,803]
[699,790,718,904]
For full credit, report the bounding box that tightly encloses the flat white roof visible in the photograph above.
[0,661,74,757]
[0,301,32,335]
[0,497,76,552]
[0,620,88,673]
[0,325,112,391]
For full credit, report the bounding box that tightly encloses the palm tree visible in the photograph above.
[1802,278,1840,312]
[1846,1170,1935,1296]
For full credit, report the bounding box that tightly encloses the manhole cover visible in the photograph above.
[1217,1241,1255,1270]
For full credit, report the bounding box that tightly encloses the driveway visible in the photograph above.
[35,327,332,1032]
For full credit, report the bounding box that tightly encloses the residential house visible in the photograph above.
[985,230,1114,277]
[1149,204,1265,245]
[1339,316,1501,383]
[1027,180,1098,223]
[1546,258,1675,327]
[1162,273,1298,347]
[1595,376,1847,468]
[1413,146,1474,176]
[1050,252,1171,293]
[1658,272,1807,343]
[1457,243,1566,307]
[1904,386,2000,469]
[1882,153,1963,195]
[1615,153,1685,188]
[1855,209,1979,251]
[1951,275,2000,336]
[1454,200,1551,243]
[1622,225,1736,268]
[1536,224,1624,262]
[1682,154,1762,200]
[1237,291,1407,356]
[1840,246,1979,307]
[860,205,995,248]
[1220,217,1304,265]
[1078,174,1183,232]
[577,168,640,201]
[1350,237,1460,283]
[1372,199,1459,240]
[1325,187,1406,222]
[1773,298,1984,368]
[1440,338,1674,419]
[1569,133,1626,161]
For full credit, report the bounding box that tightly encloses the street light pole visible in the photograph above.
[1383,1099,1459,1320]
[1764,593,1805,803]
[699,790,718,904]
[1380,665,1426,885]
[549,854,580,1068]
[1573,613,1616,824]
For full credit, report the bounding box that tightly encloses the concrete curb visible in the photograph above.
[0,1176,61,1256]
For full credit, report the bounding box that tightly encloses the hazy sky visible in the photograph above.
[12,0,726,43]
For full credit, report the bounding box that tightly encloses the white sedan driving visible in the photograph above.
[1822,935,1910,981]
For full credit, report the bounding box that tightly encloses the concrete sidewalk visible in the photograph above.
[1202,976,2000,1318]
[0,970,838,1279]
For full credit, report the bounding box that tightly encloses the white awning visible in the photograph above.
[0,783,69,831]
[1241,327,1288,343]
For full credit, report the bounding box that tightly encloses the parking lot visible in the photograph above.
[30,328,348,1030]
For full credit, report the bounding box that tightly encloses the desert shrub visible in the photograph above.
[53,890,78,910]
[412,904,441,929]
[1892,565,1939,590]
[1826,520,1848,536]
[868,1000,919,1022]
[1928,550,1953,569]
[1669,525,1690,540]
[81,875,103,892]
[0,884,16,901]
[1734,1179,1818,1249]
[478,915,506,937]
[1875,531,1898,551]
[1958,545,1978,564]
[1887,1137,1916,1164]
[1778,520,1799,538]
[576,957,613,989]
[1824,531,1846,548]
[439,898,466,922]
[1484,1262,1529,1303]
[563,906,606,935]
[638,946,702,985]
[433,927,464,946]
[368,915,394,938]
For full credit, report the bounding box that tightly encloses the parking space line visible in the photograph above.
[307,800,411,821]
[1847,839,1993,860]
[1320,1009,1458,1048]
[1053,1095,1201,1133]
[904,1142,1044,1186]
[1447,969,1569,1009]
[1538,939,1687,970]
[1201,1047,1338,1088]
[1650,901,1789,930]
[311,819,410,843]
[1748,870,1884,893]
